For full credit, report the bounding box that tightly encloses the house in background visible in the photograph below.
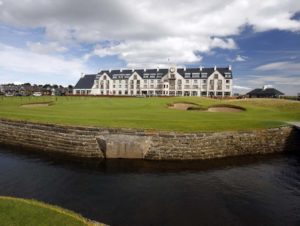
[247,85,284,98]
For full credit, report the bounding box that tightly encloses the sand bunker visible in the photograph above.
[207,107,244,112]
[169,103,245,112]
[21,102,52,108]
[168,103,200,110]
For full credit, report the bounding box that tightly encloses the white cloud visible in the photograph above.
[88,37,236,67]
[233,85,251,90]
[256,61,300,72]
[235,55,247,62]
[228,54,248,62]
[0,0,299,67]
[27,42,68,54]
[0,43,88,84]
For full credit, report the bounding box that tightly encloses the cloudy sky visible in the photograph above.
[0,0,299,94]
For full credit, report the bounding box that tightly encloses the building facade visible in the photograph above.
[73,66,233,97]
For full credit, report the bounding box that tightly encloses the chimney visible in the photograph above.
[214,65,217,71]
[132,68,134,72]
[229,65,232,71]
[200,66,203,71]
[109,69,111,73]
[144,68,146,72]
[157,66,159,72]
[183,66,186,71]
[120,68,123,72]
[80,73,84,78]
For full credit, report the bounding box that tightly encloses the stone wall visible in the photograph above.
[0,119,299,160]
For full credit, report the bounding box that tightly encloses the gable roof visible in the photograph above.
[99,68,169,80]
[98,67,232,80]
[74,74,96,89]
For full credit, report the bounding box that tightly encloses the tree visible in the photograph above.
[43,84,51,88]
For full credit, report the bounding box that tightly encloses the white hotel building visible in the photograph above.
[73,66,233,97]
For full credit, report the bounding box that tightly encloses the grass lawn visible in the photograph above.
[0,96,299,132]
[0,196,103,226]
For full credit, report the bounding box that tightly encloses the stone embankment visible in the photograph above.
[0,119,299,160]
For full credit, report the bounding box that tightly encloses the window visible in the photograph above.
[226,80,230,84]
[192,73,200,78]
[214,74,218,79]
[134,75,137,80]
[103,76,106,80]
[194,80,198,83]
[225,73,231,78]
[177,79,182,84]
[217,80,222,90]
[151,80,154,83]
[226,85,230,89]
[203,80,207,84]
[201,73,207,78]
[209,80,214,90]
[186,80,190,83]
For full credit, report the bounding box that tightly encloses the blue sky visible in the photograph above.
[0,0,299,95]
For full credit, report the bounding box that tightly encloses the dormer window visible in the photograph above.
[201,73,207,78]
[225,73,231,78]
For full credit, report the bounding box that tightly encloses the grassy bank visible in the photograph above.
[0,96,299,132]
[0,196,103,226]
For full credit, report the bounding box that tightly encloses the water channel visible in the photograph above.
[0,147,299,226]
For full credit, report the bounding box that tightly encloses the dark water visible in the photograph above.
[0,147,300,226]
